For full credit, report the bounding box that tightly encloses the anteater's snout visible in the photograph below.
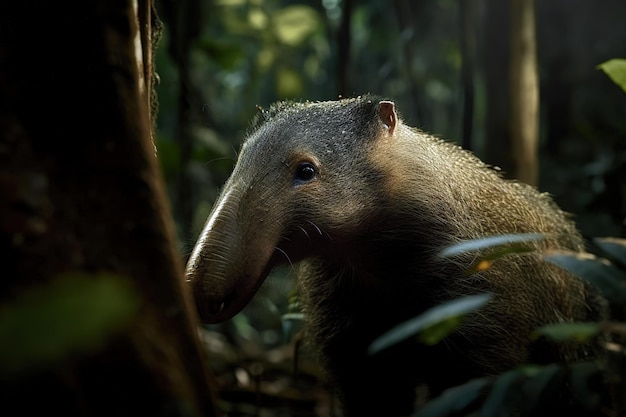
[187,265,257,324]
[184,185,282,324]
[186,269,233,324]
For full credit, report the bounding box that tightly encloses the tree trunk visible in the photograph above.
[460,0,477,150]
[159,0,203,246]
[483,0,513,175]
[0,1,219,416]
[393,0,424,124]
[510,0,539,186]
[337,0,353,97]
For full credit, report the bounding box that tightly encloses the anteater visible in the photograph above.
[186,96,604,416]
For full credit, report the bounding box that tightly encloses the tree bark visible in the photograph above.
[393,0,424,124]
[483,0,513,175]
[510,0,539,186]
[460,0,477,150]
[0,1,219,416]
[160,0,203,246]
[337,0,353,97]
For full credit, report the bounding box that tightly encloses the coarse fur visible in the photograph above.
[186,96,605,416]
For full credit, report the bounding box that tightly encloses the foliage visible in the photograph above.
[364,234,626,416]
[154,2,626,414]
[598,58,626,93]
[414,362,603,417]
[368,293,492,354]
[0,272,139,378]
[395,235,626,416]
[437,234,545,258]
[439,233,544,273]
[412,377,490,417]
[546,249,626,305]
[533,322,601,344]
[156,1,626,243]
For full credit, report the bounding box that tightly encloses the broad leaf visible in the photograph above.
[368,293,492,355]
[520,364,564,415]
[597,59,626,93]
[569,362,603,409]
[0,272,138,377]
[545,252,626,304]
[412,377,490,417]
[439,234,544,258]
[274,5,320,46]
[418,316,464,345]
[533,322,602,344]
[481,368,526,417]
[593,237,626,268]
[281,313,304,343]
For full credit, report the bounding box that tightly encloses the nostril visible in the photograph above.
[195,291,235,323]
[193,283,252,324]
[209,301,225,316]
[194,295,223,323]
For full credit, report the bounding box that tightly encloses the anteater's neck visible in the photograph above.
[298,210,458,349]
[296,228,474,416]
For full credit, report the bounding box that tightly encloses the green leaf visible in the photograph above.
[276,66,304,98]
[593,237,626,268]
[412,377,490,417]
[481,368,527,417]
[281,313,304,321]
[197,38,246,70]
[281,313,304,342]
[481,365,565,417]
[533,322,602,344]
[544,252,626,304]
[154,135,180,179]
[273,5,320,46]
[0,272,139,378]
[597,59,626,93]
[368,293,492,355]
[418,316,463,345]
[569,362,602,409]
[520,364,564,414]
[439,234,544,258]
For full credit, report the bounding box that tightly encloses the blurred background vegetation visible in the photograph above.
[152,1,626,414]
[155,0,626,248]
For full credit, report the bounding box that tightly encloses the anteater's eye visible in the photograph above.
[293,162,317,185]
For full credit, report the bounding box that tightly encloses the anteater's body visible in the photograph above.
[186,97,604,416]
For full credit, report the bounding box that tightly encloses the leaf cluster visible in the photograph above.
[0,273,139,379]
[415,362,602,417]
[370,234,626,417]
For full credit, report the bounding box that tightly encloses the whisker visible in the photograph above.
[297,225,311,243]
[203,156,236,166]
[307,220,323,236]
[275,247,294,270]
[307,220,331,240]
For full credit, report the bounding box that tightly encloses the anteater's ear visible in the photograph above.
[378,101,397,136]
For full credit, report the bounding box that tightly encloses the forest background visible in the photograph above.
[1,0,625,416]
[156,0,626,251]
[153,1,626,413]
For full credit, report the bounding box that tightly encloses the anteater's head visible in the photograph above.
[186,96,398,323]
